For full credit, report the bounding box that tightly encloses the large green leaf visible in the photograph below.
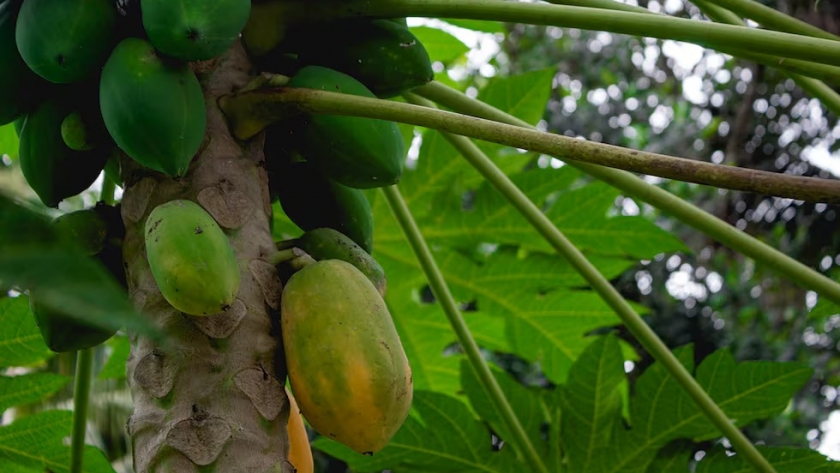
[595,345,813,473]
[411,26,470,64]
[423,173,688,258]
[644,441,693,473]
[0,122,17,160]
[313,390,523,473]
[695,446,840,473]
[559,334,625,473]
[440,18,506,34]
[0,372,68,413]
[0,192,157,338]
[0,296,53,368]
[0,410,115,473]
[459,360,556,464]
[399,69,557,218]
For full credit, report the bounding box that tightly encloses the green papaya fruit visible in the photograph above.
[30,203,127,352]
[295,227,386,296]
[296,19,432,98]
[100,37,206,177]
[60,110,110,151]
[30,295,117,353]
[0,0,44,125]
[53,208,108,255]
[288,66,404,189]
[241,0,298,58]
[15,0,117,84]
[52,202,126,286]
[270,160,374,254]
[145,199,240,316]
[19,99,110,208]
[142,0,251,61]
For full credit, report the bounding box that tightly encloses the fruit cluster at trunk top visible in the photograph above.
[3,0,433,462]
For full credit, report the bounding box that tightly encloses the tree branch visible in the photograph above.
[219,86,840,203]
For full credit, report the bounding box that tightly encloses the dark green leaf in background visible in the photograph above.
[97,333,129,380]
[0,410,115,473]
[0,372,68,414]
[695,446,840,473]
[459,360,555,462]
[410,26,470,65]
[313,390,523,472]
[560,334,626,473]
[0,295,53,367]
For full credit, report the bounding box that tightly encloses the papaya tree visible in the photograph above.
[2,0,840,473]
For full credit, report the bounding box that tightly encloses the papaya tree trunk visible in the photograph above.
[120,41,291,473]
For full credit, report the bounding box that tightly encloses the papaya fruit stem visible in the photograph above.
[70,348,94,473]
[274,238,300,251]
[100,176,116,206]
[222,85,840,203]
[266,74,290,87]
[266,247,315,269]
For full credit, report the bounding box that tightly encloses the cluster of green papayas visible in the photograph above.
[30,202,127,353]
[4,0,420,457]
[1,0,254,205]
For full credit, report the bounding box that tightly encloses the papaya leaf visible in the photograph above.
[559,333,626,473]
[0,122,17,160]
[0,372,68,414]
[478,67,556,127]
[0,295,53,368]
[459,359,554,461]
[808,296,839,321]
[312,390,525,473]
[399,69,557,218]
[695,446,840,473]
[97,333,129,380]
[371,184,642,384]
[439,18,506,34]
[592,345,813,473]
[2,461,41,473]
[0,192,158,339]
[644,440,694,473]
[411,26,470,64]
[425,173,688,258]
[0,409,115,473]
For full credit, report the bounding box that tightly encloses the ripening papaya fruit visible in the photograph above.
[286,387,314,473]
[295,227,386,296]
[100,37,206,177]
[282,259,412,454]
[142,0,251,61]
[295,19,433,98]
[18,99,110,208]
[144,199,240,316]
[15,0,117,84]
[270,160,374,254]
[0,0,44,125]
[288,66,404,189]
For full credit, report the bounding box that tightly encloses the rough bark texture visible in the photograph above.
[121,41,292,473]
